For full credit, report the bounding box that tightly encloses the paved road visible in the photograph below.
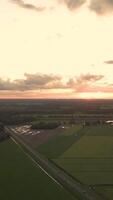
[6,127,105,200]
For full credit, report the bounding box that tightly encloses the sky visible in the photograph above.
[0,0,113,99]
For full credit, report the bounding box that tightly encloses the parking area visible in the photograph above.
[11,125,70,148]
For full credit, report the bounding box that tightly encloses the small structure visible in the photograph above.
[83,120,101,127]
[0,122,9,141]
[105,120,113,125]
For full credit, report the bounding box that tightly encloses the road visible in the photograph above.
[6,127,105,200]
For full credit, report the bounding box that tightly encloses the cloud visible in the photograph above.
[1,73,113,96]
[67,73,105,92]
[0,73,105,91]
[104,60,113,64]
[10,0,86,12]
[60,0,86,10]
[89,0,113,15]
[68,74,104,86]
[10,0,46,12]
[9,0,113,14]
[0,73,65,91]
[76,74,104,83]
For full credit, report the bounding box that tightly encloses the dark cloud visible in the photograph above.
[64,0,86,10]
[10,0,46,12]
[76,74,104,83]
[68,74,113,94]
[104,60,113,64]
[10,0,86,11]
[68,74,104,86]
[59,0,86,10]
[0,73,111,95]
[89,0,113,15]
[0,73,104,91]
[10,0,113,14]
[0,73,65,91]
[67,74,104,92]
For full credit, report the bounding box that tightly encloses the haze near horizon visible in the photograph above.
[0,0,113,99]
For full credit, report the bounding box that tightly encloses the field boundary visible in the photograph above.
[6,127,104,200]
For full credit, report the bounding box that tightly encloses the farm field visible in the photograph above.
[95,186,113,200]
[0,139,77,200]
[37,125,83,158]
[52,125,113,199]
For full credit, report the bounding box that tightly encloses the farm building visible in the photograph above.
[105,120,113,125]
[0,122,9,141]
[83,120,101,127]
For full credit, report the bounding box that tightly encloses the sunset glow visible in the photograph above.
[0,0,113,99]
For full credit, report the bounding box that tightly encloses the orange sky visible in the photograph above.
[0,0,113,99]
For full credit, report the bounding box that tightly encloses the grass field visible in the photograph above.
[95,186,113,200]
[0,139,77,200]
[58,136,113,158]
[52,125,113,199]
[37,125,83,158]
[86,125,113,136]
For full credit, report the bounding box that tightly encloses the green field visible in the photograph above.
[0,139,77,200]
[37,125,83,158]
[51,125,113,199]
[86,125,113,136]
[95,186,113,200]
